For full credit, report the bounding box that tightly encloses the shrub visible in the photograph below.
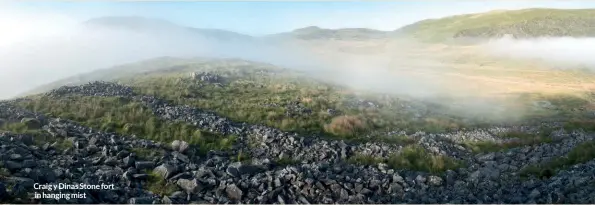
[324,115,369,137]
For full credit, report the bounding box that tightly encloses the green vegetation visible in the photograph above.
[520,140,595,178]
[464,129,555,153]
[0,121,74,151]
[123,63,489,141]
[16,95,236,155]
[348,145,463,174]
[397,8,595,41]
[276,156,301,166]
[131,147,165,159]
[563,119,595,132]
[235,150,251,162]
[0,166,10,178]
[146,171,179,196]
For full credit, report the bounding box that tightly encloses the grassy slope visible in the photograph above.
[397,8,595,41]
[15,95,236,155]
[8,58,595,177]
[121,61,495,139]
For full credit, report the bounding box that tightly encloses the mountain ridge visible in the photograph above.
[84,8,595,41]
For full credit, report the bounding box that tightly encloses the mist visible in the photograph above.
[0,10,526,121]
[0,6,451,102]
[482,36,595,69]
[2,5,594,124]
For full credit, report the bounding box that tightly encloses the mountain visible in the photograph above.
[397,8,595,41]
[269,26,391,40]
[84,16,255,41]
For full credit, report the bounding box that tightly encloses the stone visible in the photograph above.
[135,161,155,170]
[177,178,203,194]
[21,118,42,129]
[226,184,243,201]
[171,140,190,153]
[154,163,179,179]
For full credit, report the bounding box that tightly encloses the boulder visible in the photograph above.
[176,178,203,194]
[154,163,179,179]
[20,118,41,129]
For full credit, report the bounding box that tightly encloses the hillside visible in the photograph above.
[269,26,391,41]
[1,57,595,203]
[84,16,255,42]
[397,8,595,41]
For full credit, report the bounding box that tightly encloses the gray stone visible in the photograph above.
[135,161,155,170]
[0,182,6,200]
[154,163,179,179]
[428,176,443,186]
[226,184,243,201]
[21,118,41,129]
[172,152,189,163]
[226,162,262,177]
[171,140,190,153]
[529,189,541,199]
[128,197,153,204]
[177,178,203,194]
[4,161,22,171]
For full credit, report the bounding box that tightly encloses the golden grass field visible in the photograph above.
[288,38,595,119]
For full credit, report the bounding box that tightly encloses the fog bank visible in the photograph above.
[483,36,595,69]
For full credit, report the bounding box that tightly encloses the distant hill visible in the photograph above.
[268,26,391,41]
[84,16,255,41]
[396,8,595,41]
[19,57,207,96]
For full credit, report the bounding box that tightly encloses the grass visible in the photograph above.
[0,121,73,151]
[235,150,251,162]
[520,140,595,179]
[563,119,595,132]
[21,57,595,142]
[145,171,179,196]
[348,145,463,174]
[463,129,555,153]
[16,95,236,155]
[123,64,503,141]
[324,115,370,136]
[276,156,301,166]
[131,147,165,159]
[397,8,595,41]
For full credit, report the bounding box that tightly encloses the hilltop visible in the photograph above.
[396,8,595,41]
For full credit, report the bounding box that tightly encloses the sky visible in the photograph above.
[4,1,595,36]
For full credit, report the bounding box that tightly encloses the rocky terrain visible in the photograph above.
[0,81,593,204]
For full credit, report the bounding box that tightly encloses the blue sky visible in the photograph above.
[6,1,595,35]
